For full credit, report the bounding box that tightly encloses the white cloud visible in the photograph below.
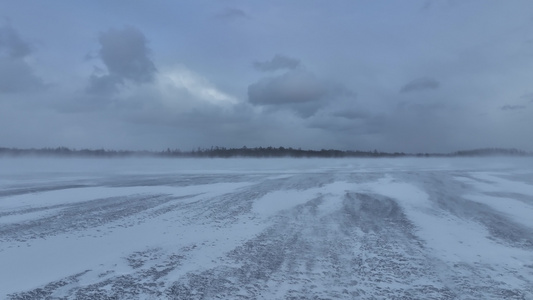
[155,65,238,108]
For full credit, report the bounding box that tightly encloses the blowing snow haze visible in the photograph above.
[1,1,533,153]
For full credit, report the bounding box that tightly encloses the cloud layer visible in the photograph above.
[1,1,533,153]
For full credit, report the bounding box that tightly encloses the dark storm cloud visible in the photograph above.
[0,24,44,94]
[249,54,357,118]
[87,26,156,95]
[249,69,324,105]
[86,74,122,96]
[253,54,300,72]
[248,68,332,117]
[501,104,526,111]
[99,27,156,83]
[400,77,440,93]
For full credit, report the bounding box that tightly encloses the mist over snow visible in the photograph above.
[0,1,533,153]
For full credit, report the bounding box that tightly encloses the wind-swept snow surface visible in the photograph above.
[0,157,532,299]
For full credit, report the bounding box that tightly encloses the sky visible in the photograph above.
[1,0,533,153]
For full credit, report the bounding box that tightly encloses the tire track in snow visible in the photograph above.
[410,172,533,250]
[0,193,196,242]
[165,180,453,299]
[3,169,533,299]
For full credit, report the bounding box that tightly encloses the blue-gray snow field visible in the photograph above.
[0,157,532,299]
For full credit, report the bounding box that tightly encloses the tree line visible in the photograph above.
[0,146,530,158]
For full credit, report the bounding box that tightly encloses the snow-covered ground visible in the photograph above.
[0,157,532,299]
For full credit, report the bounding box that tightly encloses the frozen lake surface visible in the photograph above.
[0,157,532,299]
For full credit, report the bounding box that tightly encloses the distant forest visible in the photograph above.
[0,146,531,158]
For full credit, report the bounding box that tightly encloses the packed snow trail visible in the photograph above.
[0,157,532,299]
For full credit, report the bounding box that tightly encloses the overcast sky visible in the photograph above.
[1,0,533,153]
